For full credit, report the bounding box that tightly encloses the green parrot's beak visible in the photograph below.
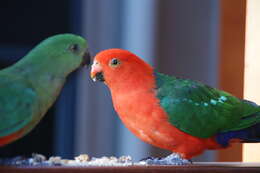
[81,51,91,67]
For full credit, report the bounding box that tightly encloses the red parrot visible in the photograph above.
[90,49,260,164]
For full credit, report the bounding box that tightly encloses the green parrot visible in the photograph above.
[0,34,90,146]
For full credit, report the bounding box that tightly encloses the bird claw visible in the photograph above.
[140,153,192,165]
[139,156,161,161]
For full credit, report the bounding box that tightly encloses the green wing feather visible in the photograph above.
[155,72,260,138]
[0,75,37,137]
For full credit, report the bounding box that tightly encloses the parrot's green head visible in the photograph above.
[26,33,91,76]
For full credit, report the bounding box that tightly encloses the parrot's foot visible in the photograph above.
[140,153,192,165]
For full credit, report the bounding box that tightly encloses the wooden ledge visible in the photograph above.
[1,162,260,173]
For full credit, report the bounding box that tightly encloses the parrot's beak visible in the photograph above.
[91,60,105,82]
[91,72,105,82]
[81,50,91,67]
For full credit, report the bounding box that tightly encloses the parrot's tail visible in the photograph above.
[216,123,260,147]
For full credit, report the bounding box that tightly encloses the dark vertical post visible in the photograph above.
[217,0,246,162]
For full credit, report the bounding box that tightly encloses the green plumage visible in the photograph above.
[0,75,37,137]
[0,34,89,143]
[155,72,260,138]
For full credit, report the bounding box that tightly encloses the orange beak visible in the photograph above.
[90,60,105,82]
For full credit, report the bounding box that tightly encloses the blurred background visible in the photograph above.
[0,0,247,162]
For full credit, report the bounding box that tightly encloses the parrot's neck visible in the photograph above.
[13,52,71,77]
[107,65,155,93]
[3,55,67,109]
[109,69,157,116]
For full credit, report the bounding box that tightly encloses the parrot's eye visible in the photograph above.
[109,58,121,67]
[69,44,80,53]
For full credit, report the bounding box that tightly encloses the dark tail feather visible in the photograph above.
[216,123,260,147]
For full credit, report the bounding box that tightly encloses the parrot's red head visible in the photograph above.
[91,49,154,90]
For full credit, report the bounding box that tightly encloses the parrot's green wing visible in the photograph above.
[155,72,260,138]
[0,75,37,137]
